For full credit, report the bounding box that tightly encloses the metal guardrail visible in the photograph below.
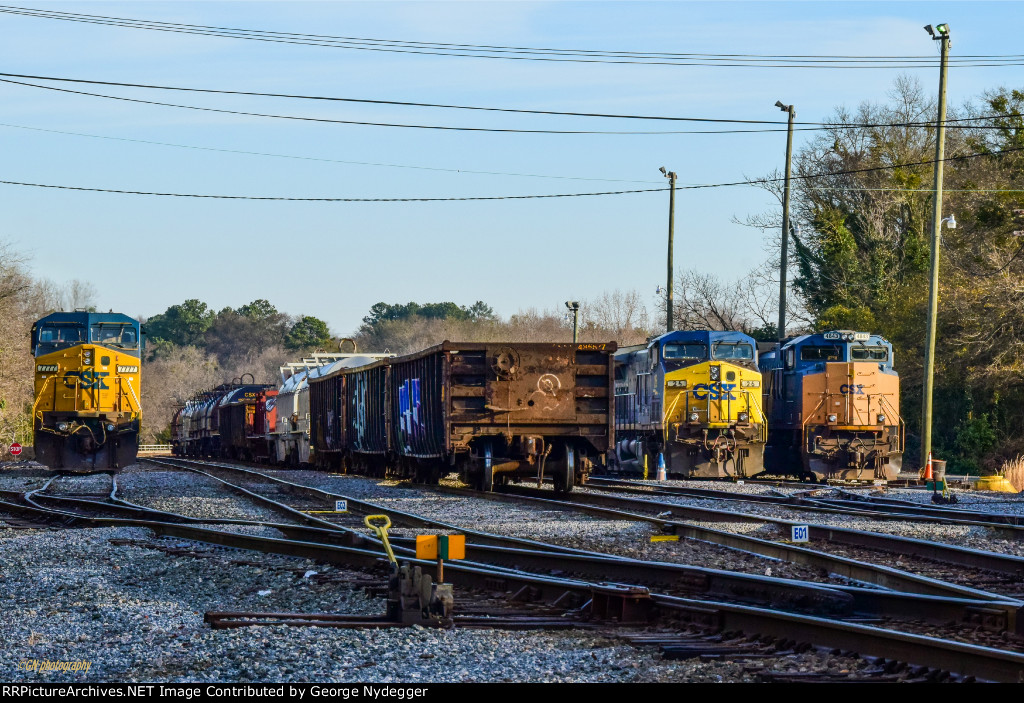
[138,444,171,452]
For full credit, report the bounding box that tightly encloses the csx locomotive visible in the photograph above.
[759,330,903,481]
[611,331,766,478]
[31,311,142,471]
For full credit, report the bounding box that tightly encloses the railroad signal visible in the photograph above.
[416,534,465,583]
[9,442,22,456]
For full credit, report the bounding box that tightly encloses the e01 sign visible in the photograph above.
[334,500,348,513]
[791,525,809,543]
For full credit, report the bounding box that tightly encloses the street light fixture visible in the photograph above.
[776,100,796,344]
[921,22,952,471]
[660,167,677,333]
[565,301,580,343]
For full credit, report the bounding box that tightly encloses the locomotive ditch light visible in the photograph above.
[877,414,886,424]
[57,422,69,432]
[738,412,749,422]
[827,414,838,423]
[106,423,115,432]
[689,412,699,422]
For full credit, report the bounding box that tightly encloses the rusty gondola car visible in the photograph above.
[309,341,617,492]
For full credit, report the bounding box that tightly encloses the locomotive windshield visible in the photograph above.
[662,343,707,360]
[851,345,888,361]
[711,342,753,360]
[801,345,843,361]
[91,323,138,348]
[35,323,86,354]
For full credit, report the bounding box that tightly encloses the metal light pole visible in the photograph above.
[660,167,676,332]
[921,23,951,469]
[565,301,580,343]
[775,101,796,344]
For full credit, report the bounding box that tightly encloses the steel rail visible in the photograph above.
[131,458,1024,627]
[493,483,1024,579]
[4,493,1023,682]
[139,458,858,615]
[586,477,1024,537]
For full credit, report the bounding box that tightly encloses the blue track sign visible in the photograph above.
[335,500,348,512]
[791,525,809,543]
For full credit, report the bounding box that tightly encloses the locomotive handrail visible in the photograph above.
[877,394,906,454]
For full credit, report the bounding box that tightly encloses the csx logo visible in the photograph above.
[840,384,865,395]
[63,369,110,389]
[692,382,737,400]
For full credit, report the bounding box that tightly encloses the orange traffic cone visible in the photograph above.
[923,453,933,481]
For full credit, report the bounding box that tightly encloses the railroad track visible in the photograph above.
[585,476,1024,534]
[8,457,1021,681]
[466,481,1024,596]
[125,457,1024,679]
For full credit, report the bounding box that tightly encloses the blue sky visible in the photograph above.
[2,1,1023,335]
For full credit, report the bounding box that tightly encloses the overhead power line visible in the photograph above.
[3,5,1024,68]
[2,76,1020,136]
[2,144,1020,202]
[0,71,1020,130]
[0,122,662,184]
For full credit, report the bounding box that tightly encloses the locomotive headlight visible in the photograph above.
[57,422,69,432]
[689,412,699,422]
[709,366,721,381]
[827,414,838,423]
[738,412,749,422]
[877,414,886,424]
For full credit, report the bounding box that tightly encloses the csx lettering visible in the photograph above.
[840,384,865,395]
[692,382,737,400]
[63,370,109,389]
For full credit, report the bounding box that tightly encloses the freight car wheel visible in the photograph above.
[478,442,494,492]
[554,446,575,494]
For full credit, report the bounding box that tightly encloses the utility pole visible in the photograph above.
[921,23,951,469]
[660,167,677,332]
[775,101,796,344]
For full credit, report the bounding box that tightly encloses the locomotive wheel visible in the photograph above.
[554,445,575,494]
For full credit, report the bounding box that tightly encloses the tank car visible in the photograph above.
[610,330,766,478]
[309,341,617,492]
[272,353,392,467]
[759,330,903,481]
[30,311,142,471]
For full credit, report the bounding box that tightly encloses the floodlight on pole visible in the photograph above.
[661,167,677,332]
[920,22,951,470]
[776,100,796,344]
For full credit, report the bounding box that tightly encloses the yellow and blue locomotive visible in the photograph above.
[30,312,142,471]
[759,330,903,481]
[611,330,766,478]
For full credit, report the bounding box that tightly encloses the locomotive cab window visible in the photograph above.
[36,324,86,353]
[800,345,843,362]
[663,343,707,360]
[711,342,753,360]
[91,324,138,348]
[851,346,888,361]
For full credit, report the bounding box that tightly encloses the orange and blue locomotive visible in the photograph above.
[611,331,767,478]
[759,330,903,481]
[30,311,142,471]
